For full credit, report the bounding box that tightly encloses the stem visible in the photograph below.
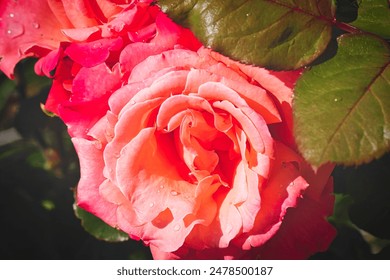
[332,19,361,34]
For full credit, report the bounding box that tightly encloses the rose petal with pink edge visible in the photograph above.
[71,63,119,100]
[120,42,164,73]
[98,179,143,229]
[186,69,281,124]
[87,115,110,144]
[125,70,189,108]
[61,26,100,41]
[119,12,187,72]
[143,176,222,254]
[72,137,117,226]
[59,94,111,138]
[220,77,281,124]
[219,161,260,246]
[156,95,214,130]
[111,129,217,252]
[93,0,124,21]
[44,78,71,116]
[212,100,266,154]
[234,142,309,250]
[65,37,123,67]
[60,0,99,28]
[101,3,155,37]
[129,49,213,83]
[0,0,68,78]
[54,63,122,138]
[71,62,122,102]
[104,98,164,183]
[34,48,63,77]
[115,128,195,221]
[108,83,147,116]
[252,178,336,260]
[46,0,73,28]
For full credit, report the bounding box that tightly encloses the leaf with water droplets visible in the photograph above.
[158,0,335,70]
[350,0,390,39]
[294,34,390,166]
[74,203,129,242]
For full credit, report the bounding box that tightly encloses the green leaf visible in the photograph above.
[328,193,355,228]
[350,0,390,39]
[74,204,129,242]
[0,76,16,113]
[158,0,335,70]
[294,34,390,166]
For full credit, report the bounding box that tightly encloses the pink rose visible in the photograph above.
[1,0,336,259]
[70,46,336,259]
[0,0,200,137]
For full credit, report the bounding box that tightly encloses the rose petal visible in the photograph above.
[62,26,100,41]
[59,0,99,28]
[104,97,164,183]
[65,37,123,67]
[252,178,336,259]
[0,0,68,78]
[73,137,117,226]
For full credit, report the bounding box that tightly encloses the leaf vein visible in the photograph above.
[320,60,390,162]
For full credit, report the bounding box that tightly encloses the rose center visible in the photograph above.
[171,109,240,186]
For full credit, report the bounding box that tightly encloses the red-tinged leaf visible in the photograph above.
[158,0,335,70]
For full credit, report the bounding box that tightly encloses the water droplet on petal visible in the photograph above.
[170,191,178,196]
[160,185,164,189]
[93,141,102,149]
[130,100,136,105]
[32,22,40,29]
[173,224,181,231]
[9,13,15,18]
[6,22,24,38]
[92,42,103,49]
[149,202,154,208]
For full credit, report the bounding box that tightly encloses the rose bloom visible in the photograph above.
[68,45,336,259]
[1,0,336,259]
[0,0,200,137]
